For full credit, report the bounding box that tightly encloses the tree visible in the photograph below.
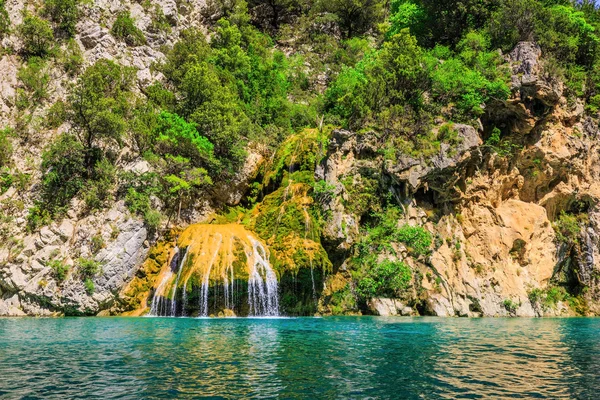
[152,111,216,169]
[317,0,385,38]
[247,0,303,31]
[40,134,86,212]
[0,0,10,40]
[43,0,79,38]
[18,14,54,57]
[68,59,134,172]
[111,11,146,46]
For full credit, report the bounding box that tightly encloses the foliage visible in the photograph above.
[68,59,134,170]
[83,159,116,211]
[60,38,83,76]
[48,258,69,282]
[553,211,584,244]
[0,0,10,41]
[39,134,86,214]
[503,298,520,314]
[312,179,336,206]
[84,278,95,294]
[356,260,412,299]
[77,257,101,278]
[45,100,67,129]
[17,57,50,109]
[18,14,54,58]
[396,224,433,256]
[0,128,13,167]
[43,0,79,38]
[111,11,146,46]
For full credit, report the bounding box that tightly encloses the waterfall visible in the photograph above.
[170,248,188,317]
[247,238,279,316]
[149,269,174,316]
[147,225,280,318]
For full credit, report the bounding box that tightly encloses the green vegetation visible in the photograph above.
[349,206,432,303]
[357,259,412,299]
[111,11,146,46]
[78,257,102,278]
[0,0,10,41]
[84,278,95,294]
[0,128,13,167]
[17,57,50,110]
[18,13,54,58]
[553,211,587,244]
[528,286,587,314]
[48,258,69,282]
[43,0,79,38]
[503,298,520,314]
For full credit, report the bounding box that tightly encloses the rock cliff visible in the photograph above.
[1,0,599,317]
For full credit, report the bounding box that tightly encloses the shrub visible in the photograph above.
[84,278,95,294]
[553,211,582,244]
[111,11,146,46]
[90,234,105,254]
[144,209,162,232]
[77,257,101,278]
[68,59,134,169]
[43,0,79,38]
[18,14,54,57]
[0,128,13,167]
[357,260,412,299]
[503,298,520,314]
[0,0,10,40]
[26,204,52,232]
[17,57,50,108]
[82,158,116,211]
[45,100,67,129]
[312,179,336,205]
[40,134,86,214]
[396,224,432,256]
[60,38,83,76]
[48,258,69,282]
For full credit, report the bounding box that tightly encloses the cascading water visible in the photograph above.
[248,238,279,316]
[148,224,280,317]
[170,248,188,317]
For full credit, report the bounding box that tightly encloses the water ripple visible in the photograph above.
[1,317,599,399]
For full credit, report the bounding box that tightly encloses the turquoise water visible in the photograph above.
[1,317,599,399]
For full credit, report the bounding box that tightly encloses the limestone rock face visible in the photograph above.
[0,202,149,316]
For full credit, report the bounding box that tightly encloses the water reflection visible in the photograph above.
[1,317,599,399]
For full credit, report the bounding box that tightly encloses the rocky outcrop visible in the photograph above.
[316,41,600,317]
[0,202,149,315]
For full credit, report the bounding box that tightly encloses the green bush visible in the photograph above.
[357,260,412,299]
[0,0,10,40]
[90,234,105,254]
[26,204,52,232]
[17,57,50,108]
[43,0,79,38]
[77,257,101,278]
[40,134,86,214]
[111,11,146,46]
[553,211,583,244]
[45,100,67,129]
[68,59,134,170]
[84,278,95,294]
[60,38,83,76]
[396,224,432,256]
[0,128,13,167]
[312,179,336,205]
[83,158,116,211]
[503,298,520,314]
[18,14,54,57]
[48,258,69,282]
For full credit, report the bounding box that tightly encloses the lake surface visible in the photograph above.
[0,317,599,399]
